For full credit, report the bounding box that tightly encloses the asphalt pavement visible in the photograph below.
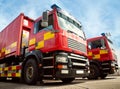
[0,76,120,89]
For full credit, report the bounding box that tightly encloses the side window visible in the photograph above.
[34,14,53,33]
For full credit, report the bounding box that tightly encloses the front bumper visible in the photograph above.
[102,60,118,74]
[55,69,89,79]
[55,52,89,79]
[110,61,119,74]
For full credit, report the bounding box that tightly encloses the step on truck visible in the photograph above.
[0,4,89,84]
[87,33,118,79]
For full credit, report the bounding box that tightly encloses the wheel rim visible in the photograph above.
[26,65,34,80]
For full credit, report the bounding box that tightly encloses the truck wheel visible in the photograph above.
[87,64,100,79]
[100,74,107,79]
[61,78,75,83]
[24,59,38,85]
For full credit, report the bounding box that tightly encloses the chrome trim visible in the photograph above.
[70,53,86,58]
[43,56,54,59]
[43,66,54,68]
[68,56,87,62]
[73,62,86,66]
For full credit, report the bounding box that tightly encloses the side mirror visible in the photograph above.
[41,11,48,27]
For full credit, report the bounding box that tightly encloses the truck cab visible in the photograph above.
[27,4,89,83]
[87,33,118,79]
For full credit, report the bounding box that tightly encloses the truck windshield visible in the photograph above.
[57,12,85,39]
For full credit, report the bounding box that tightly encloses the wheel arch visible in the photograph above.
[89,60,102,70]
[21,50,43,79]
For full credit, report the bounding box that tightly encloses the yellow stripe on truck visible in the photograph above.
[29,32,55,49]
[12,66,16,70]
[29,38,36,45]
[7,73,12,77]
[16,73,21,77]
[100,49,108,54]
[4,67,8,71]
[0,65,21,77]
[5,49,11,55]
[88,52,92,56]
[93,54,100,59]
[10,42,17,48]
[44,32,55,40]
[36,41,44,49]
[1,73,4,77]
[1,48,6,53]
[0,68,2,71]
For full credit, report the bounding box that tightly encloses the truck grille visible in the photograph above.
[68,38,86,53]
[68,53,87,69]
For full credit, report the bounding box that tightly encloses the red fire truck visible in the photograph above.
[87,33,118,79]
[0,4,89,84]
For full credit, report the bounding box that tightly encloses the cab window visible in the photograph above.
[34,14,53,33]
[88,39,106,49]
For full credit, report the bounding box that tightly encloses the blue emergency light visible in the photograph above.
[101,33,105,36]
[51,4,61,10]
[101,33,111,37]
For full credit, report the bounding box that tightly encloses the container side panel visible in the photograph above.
[0,14,23,59]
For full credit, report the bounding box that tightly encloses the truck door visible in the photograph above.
[21,29,29,54]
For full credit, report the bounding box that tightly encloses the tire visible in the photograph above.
[61,78,75,83]
[87,64,100,80]
[100,74,107,79]
[23,59,38,85]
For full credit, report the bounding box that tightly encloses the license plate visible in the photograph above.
[76,70,84,74]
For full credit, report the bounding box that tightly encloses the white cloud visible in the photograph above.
[0,0,68,31]
[19,1,51,19]
[0,0,53,31]
[78,1,108,37]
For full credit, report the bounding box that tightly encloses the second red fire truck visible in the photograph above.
[87,33,118,79]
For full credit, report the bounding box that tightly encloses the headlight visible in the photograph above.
[111,61,115,67]
[86,59,89,66]
[56,56,68,63]
[85,59,90,70]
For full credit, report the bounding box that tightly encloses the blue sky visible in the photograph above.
[0,0,120,65]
